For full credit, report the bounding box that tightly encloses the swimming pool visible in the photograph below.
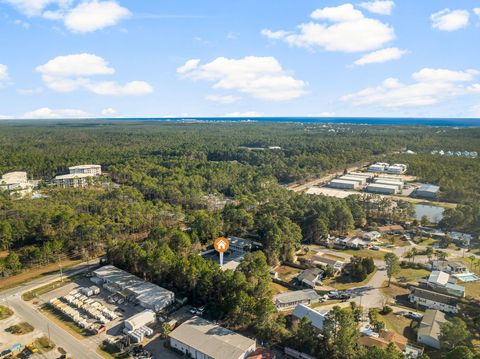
[454,273,480,282]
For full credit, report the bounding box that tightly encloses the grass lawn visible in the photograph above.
[40,305,89,339]
[23,277,74,301]
[275,266,302,282]
[34,336,56,352]
[324,269,377,290]
[311,300,341,308]
[270,282,290,295]
[0,305,14,320]
[381,235,410,247]
[380,312,416,340]
[0,258,84,293]
[7,322,34,335]
[415,237,435,246]
[339,249,387,261]
[380,282,410,304]
[395,268,430,284]
[464,282,480,299]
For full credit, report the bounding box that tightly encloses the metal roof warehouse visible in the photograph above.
[93,265,175,312]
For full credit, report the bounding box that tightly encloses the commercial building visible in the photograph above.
[69,164,102,176]
[0,171,34,197]
[409,287,458,313]
[169,316,256,359]
[93,265,175,312]
[124,310,156,331]
[414,184,440,199]
[417,310,447,349]
[328,179,359,190]
[273,289,320,311]
[54,173,92,188]
[292,304,328,331]
[366,183,399,194]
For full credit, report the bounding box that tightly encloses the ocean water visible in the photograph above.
[111,117,480,127]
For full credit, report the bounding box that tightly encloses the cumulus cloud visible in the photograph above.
[101,107,117,116]
[36,53,153,95]
[431,9,470,31]
[63,0,130,33]
[359,1,394,15]
[177,56,307,101]
[23,107,90,119]
[4,0,129,33]
[261,3,395,53]
[205,95,240,104]
[0,64,9,81]
[474,8,480,18]
[353,47,408,66]
[341,68,479,107]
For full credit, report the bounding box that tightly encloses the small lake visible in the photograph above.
[415,204,445,223]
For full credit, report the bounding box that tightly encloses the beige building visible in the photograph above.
[0,171,34,197]
[68,164,102,176]
[169,317,256,359]
[54,173,92,188]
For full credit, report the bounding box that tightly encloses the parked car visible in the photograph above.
[370,246,380,251]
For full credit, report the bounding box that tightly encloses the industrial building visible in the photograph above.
[365,183,399,194]
[368,163,389,172]
[328,179,359,190]
[93,265,175,312]
[373,179,404,190]
[273,289,320,310]
[124,310,156,331]
[349,172,374,178]
[386,164,407,174]
[339,175,367,185]
[169,316,256,359]
[69,164,102,176]
[414,184,440,199]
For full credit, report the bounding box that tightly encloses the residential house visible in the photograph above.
[311,254,345,274]
[273,289,320,311]
[292,304,328,331]
[427,261,468,275]
[417,310,447,349]
[377,225,405,234]
[409,287,458,314]
[296,268,323,288]
[362,231,381,242]
[418,271,465,298]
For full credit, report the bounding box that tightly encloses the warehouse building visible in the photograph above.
[169,316,256,359]
[93,265,175,312]
[386,164,407,174]
[328,179,359,190]
[124,310,156,331]
[368,163,389,172]
[349,172,374,178]
[374,179,404,190]
[414,184,440,199]
[340,175,367,185]
[366,183,399,194]
[69,164,102,176]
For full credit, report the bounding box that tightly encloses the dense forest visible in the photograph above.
[0,120,479,358]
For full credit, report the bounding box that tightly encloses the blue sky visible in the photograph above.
[0,0,480,119]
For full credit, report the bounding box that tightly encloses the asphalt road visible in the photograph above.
[0,260,103,359]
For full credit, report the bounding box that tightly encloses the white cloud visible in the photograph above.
[23,107,90,119]
[0,64,9,81]
[224,111,263,117]
[3,0,71,16]
[63,0,130,33]
[353,47,408,65]
[262,4,395,53]
[342,68,479,107]
[177,56,307,101]
[359,1,394,15]
[205,95,240,104]
[431,9,470,31]
[101,107,117,116]
[4,0,129,33]
[475,8,480,17]
[17,87,44,95]
[36,53,153,96]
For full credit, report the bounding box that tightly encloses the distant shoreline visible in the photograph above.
[2,117,480,127]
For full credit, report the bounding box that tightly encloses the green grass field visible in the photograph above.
[0,305,14,320]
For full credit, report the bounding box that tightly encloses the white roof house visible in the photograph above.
[169,317,256,359]
[273,289,320,310]
[428,271,450,287]
[292,304,328,331]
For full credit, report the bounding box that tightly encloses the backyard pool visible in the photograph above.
[454,273,480,282]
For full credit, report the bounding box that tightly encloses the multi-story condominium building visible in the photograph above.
[68,164,102,176]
